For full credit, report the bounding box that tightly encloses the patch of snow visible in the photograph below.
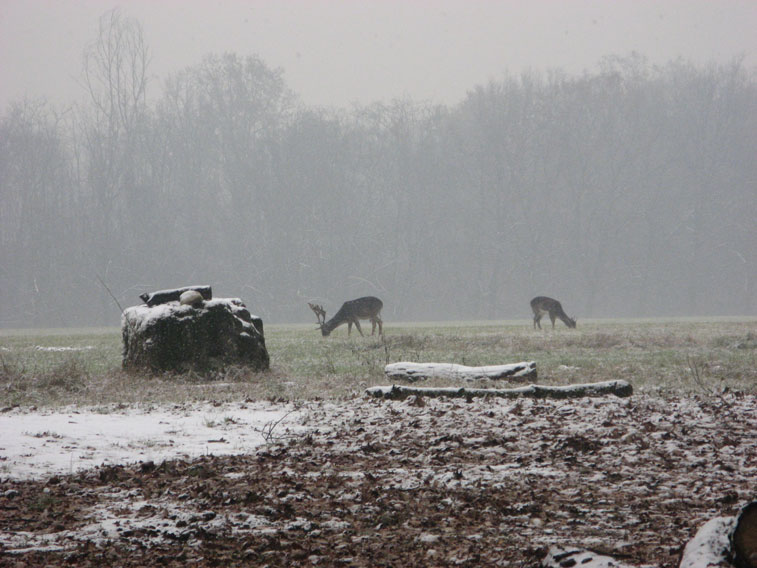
[385,361,536,382]
[0,401,304,480]
[122,298,259,333]
[122,302,178,331]
[0,393,755,562]
[33,345,95,352]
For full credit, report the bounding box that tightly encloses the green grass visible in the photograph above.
[1,319,755,409]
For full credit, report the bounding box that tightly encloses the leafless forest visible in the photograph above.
[1,12,755,328]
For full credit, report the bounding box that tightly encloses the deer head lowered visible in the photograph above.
[530,296,576,330]
[308,297,384,337]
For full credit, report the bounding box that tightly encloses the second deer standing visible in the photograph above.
[309,296,384,337]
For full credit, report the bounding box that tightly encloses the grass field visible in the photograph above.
[1,318,755,409]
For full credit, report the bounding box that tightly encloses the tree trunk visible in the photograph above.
[365,380,633,400]
[384,361,536,383]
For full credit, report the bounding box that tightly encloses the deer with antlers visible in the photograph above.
[308,297,384,337]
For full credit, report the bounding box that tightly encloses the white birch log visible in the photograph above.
[384,361,536,383]
[365,380,633,400]
[542,547,637,568]
[679,516,736,568]
[542,502,756,568]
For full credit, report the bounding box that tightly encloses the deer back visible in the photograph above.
[322,296,382,333]
[531,296,576,328]
[530,296,560,313]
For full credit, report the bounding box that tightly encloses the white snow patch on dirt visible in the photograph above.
[0,401,303,480]
[33,346,95,352]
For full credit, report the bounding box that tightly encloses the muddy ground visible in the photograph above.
[1,392,755,567]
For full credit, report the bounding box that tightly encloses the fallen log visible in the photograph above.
[542,547,637,568]
[365,379,633,400]
[384,361,536,382]
[679,501,757,568]
[679,516,737,568]
[543,502,757,568]
[139,285,212,307]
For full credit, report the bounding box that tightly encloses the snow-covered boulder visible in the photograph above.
[122,297,269,373]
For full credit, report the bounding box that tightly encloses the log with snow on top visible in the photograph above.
[384,361,536,383]
[678,516,737,568]
[541,547,637,568]
[540,501,757,568]
[679,501,757,568]
[366,379,633,400]
[139,285,212,307]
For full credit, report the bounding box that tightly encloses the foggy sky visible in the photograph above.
[2,0,756,110]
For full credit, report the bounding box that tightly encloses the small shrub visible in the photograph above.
[34,357,89,392]
[0,353,24,382]
[29,493,59,512]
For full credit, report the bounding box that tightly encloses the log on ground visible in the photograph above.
[679,501,757,568]
[365,380,633,400]
[678,516,736,568]
[546,501,757,568]
[384,361,536,382]
[541,547,637,568]
[139,285,213,307]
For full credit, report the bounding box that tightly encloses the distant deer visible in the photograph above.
[308,297,384,337]
[530,296,576,330]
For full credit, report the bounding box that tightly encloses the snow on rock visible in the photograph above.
[121,297,269,372]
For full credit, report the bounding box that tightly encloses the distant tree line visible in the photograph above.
[1,11,755,327]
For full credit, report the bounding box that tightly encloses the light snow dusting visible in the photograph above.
[0,401,303,480]
[1,392,755,564]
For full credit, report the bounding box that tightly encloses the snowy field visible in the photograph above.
[0,401,304,480]
[1,392,755,566]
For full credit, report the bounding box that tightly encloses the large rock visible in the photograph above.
[122,297,269,373]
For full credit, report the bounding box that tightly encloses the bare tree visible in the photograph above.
[82,9,150,133]
[77,9,153,323]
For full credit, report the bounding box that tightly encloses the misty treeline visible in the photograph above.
[1,12,755,328]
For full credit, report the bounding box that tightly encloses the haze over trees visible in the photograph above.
[1,11,755,328]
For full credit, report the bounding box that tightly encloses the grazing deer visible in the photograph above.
[530,296,576,330]
[308,296,384,337]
